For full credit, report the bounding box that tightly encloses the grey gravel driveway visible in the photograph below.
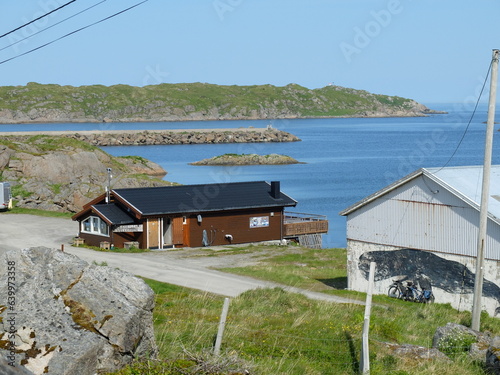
[0,214,360,305]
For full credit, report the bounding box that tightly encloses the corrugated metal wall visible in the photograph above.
[346,175,500,260]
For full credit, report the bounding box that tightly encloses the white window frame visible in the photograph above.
[81,216,109,236]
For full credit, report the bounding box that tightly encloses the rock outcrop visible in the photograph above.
[190,153,301,166]
[0,247,157,375]
[0,136,171,213]
[383,323,500,373]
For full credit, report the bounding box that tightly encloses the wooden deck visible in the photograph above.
[283,212,328,237]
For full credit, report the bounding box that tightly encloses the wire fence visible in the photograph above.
[152,312,480,375]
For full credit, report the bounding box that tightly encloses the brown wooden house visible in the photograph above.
[72,181,308,249]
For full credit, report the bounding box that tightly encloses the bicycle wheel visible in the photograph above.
[405,288,416,302]
[425,293,435,304]
[388,286,400,299]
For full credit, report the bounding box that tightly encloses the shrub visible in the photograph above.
[438,329,477,358]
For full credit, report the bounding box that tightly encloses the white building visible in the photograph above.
[340,165,500,316]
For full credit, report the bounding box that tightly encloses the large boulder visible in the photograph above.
[0,247,157,375]
[486,336,500,375]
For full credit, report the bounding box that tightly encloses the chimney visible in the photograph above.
[270,181,280,199]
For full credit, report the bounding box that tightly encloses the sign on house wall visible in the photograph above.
[250,216,269,228]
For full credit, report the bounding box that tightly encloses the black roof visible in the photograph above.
[92,203,136,225]
[112,181,297,216]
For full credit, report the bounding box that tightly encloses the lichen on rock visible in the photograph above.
[0,247,157,375]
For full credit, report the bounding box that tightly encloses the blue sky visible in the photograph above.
[0,0,499,106]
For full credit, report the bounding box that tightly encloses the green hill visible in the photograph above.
[0,82,440,124]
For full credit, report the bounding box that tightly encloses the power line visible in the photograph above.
[432,59,493,174]
[0,0,108,53]
[0,0,78,40]
[0,0,149,67]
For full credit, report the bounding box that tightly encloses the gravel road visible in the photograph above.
[0,214,360,304]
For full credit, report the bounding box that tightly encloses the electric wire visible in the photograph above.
[0,0,108,53]
[0,0,78,40]
[431,58,493,174]
[0,0,149,67]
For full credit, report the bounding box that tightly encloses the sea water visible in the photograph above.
[2,103,499,248]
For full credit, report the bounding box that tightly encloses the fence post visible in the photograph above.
[214,297,230,356]
[360,262,376,374]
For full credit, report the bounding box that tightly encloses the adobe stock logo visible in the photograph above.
[8,0,68,53]
[213,0,243,21]
[340,0,404,63]
[142,64,169,86]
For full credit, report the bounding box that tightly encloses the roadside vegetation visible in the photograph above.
[107,245,500,375]
[4,206,73,218]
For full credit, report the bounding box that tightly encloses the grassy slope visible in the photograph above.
[0,82,419,119]
[108,245,500,375]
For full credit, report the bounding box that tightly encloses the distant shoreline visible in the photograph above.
[0,111,448,126]
[0,82,447,125]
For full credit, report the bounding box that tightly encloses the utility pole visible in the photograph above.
[471,49,499,331]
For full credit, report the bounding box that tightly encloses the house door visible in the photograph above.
[172,217,184,246]
[163,218,172,246]
[148,218,160,249]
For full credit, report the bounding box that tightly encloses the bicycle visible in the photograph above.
[387,279,412,301]
[407,283,435,304]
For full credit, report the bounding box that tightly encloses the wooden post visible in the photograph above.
[360,262,376,374]
[472,49,499,331]
[214,297,230,356]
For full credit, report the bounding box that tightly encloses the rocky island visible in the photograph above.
[190,153,302,166]
[0,82,444,124]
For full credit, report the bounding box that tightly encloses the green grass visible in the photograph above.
[109,279,497,375]
[49,183,63,195]
[78,244,150,253]
[106,245,500,375]
[216,247,350,296]
[5,206,73,218]
[117,155,151,165]
[26,134,98,152]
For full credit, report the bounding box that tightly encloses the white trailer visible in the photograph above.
[0,182,12,210]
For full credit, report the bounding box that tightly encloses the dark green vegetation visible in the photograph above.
[108,246,500,375]
[0,82,432,123]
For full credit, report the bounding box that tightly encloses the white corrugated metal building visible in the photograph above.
[340,165,500,315]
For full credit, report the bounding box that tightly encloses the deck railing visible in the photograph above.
[283,212,328,236]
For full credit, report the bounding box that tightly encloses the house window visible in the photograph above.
[82,216,109,236]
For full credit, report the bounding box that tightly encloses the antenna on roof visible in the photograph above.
[106,168,112,204]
